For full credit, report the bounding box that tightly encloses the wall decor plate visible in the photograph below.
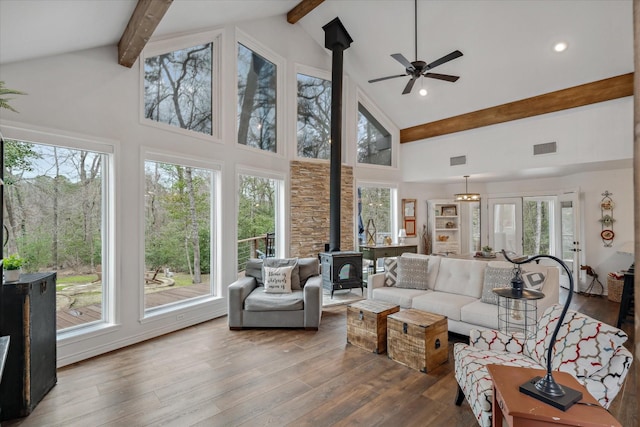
[600,229,614,240]
[600,200,614,210]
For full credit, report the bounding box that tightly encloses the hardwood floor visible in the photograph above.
[5,290,636,427]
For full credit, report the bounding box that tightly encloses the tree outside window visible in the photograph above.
[3,139,107,331]
[237,175,277,273]
[237,44,276,152]
[297,73,331,159]
[359,187,391,245]
[144,160,214,309]
[357,103,391,166]
[144,43,213,135]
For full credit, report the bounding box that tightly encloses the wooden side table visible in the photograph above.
[487,364,621,427]
[359,244,417,273]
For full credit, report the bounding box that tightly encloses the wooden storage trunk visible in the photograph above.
[347,300,400,354]
[387,309,448,373]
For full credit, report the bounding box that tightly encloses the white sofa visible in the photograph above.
[367,253,559,336]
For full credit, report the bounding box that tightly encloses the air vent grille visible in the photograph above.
[450,155,466,166]
[533,142,557,155]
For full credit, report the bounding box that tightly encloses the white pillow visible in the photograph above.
[263,265,293,293]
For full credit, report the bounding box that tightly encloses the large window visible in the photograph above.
[237,43,277,152]
[144,159,216,311]
[144,43,213,135]
[3,138,110,332]
[297,73,331,159]
[357,103,391,166]
[237,174,281,274]
[358,186,393,245]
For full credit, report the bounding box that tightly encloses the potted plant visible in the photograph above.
[481,246,493,257]
[3,253,25,282]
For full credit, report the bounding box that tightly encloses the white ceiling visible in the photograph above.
[0,0,633,132]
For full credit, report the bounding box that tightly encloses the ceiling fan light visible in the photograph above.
[419,88,427,96]
[554,42,568,52]
[454,175,480,202]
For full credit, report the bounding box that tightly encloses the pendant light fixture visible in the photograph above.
[454,175,480,201]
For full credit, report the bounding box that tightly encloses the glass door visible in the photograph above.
[558,192,581,289]
[488,198,523,255]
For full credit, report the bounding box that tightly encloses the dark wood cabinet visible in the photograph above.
[0,272,57,420]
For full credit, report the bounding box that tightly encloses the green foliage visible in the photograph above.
[523,200,550,255]
[482,245,493,252]
[3,254,24,270]
[0,81,26,112]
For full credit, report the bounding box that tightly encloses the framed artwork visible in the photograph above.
[441,205,457,216]
[402,199,417,237]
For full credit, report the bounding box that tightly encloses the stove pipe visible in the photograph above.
[322,18,352,252]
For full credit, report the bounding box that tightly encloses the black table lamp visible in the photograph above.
[502,250,583,411]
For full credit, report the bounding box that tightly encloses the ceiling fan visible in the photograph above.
[368,0,463,95]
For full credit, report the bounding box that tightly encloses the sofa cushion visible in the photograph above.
[433,258,486,298]
[263,265,293,293]
[396,256,429,290]
[244,288,304,311]
[298,257,319,287]
[371,287,430,309]
[522,271,545,290]
[384,257,398,286]
[401,253,441,289]
[264,258,301,290]
[524,304,628,380]
[481,266,513,305]
[245,258,264,285]
[411,291,477,321]
[460,300,501,329]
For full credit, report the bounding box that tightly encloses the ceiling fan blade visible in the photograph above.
[391,53,415,71]
[368,74,407,83]
[424,72,460,82]
[426,50,463,70]
[402,77,418,94]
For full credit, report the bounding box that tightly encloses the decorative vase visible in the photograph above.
[3,268,21,283]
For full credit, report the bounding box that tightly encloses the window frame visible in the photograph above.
[294,64,332,162]
[235,29,285,156]
[355,89,397,169]
[139,29,223,142]
[0,123,118,342]
[236,166,286,265]
[140,147,222,321]
[355,181,398,248]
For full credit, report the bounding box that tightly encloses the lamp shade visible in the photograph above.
[454,175,480,202]
[398,229,407,238]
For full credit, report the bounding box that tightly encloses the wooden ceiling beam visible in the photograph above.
[118,0,173,68]
[287,0,324,24]
[400,72,634,143]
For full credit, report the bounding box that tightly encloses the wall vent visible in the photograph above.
[533,141,557,155]
[450,155,467,166]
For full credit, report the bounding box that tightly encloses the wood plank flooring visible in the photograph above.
[6,290,636,427]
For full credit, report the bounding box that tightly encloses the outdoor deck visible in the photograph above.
[56,282,211,330]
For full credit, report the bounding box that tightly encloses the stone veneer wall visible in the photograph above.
[290,160,354,258]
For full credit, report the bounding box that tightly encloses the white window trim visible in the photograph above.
[140,146,223,322]
[140,29,223,143]
[235,29,286,157]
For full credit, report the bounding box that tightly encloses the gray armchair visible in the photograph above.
[228,257,322,330]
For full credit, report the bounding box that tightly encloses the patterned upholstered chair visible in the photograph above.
[454,304,633,427]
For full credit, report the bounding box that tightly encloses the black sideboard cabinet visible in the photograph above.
[0,272,57,421]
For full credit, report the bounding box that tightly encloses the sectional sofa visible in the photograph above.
[367,253,560,335]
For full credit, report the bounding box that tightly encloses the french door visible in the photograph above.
[488,198,523,255]
[558,191,582,288]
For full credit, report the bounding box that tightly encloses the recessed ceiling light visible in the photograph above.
[554,42,568,52]
[419,88,427,96]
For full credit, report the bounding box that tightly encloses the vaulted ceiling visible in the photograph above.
[0,0,633,136]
